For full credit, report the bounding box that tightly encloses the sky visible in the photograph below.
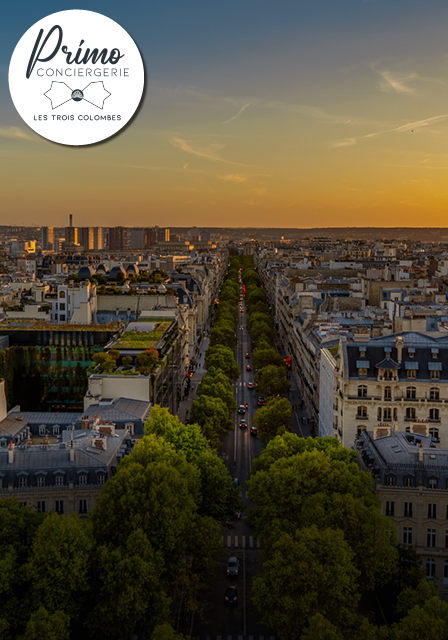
[2,0,448,228]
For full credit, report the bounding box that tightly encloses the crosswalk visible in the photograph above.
[195,636,292,639]
[221,535,260,548]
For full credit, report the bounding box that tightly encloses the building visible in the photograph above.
[334,332,448,448]
[93,227,103,251]
[108,227,128,251]
[65,226,78,247]
[42,226,54,251]
[78,227,94,251]
[129,228,145,250]
[357,428,448,597]
[155,227,170,243]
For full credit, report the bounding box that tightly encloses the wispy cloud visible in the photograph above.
[170,137,251,166]
[221,103,250,125]
[217,174,248,183]
[330,137,357,148]
[375,69,417,94]
[0,126,40,142]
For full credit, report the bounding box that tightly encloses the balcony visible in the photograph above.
[356,415,369,421]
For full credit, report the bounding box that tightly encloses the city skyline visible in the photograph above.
[2,1,448,227]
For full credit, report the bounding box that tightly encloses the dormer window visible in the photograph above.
[432,348,439,359]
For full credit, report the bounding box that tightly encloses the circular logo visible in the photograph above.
[9,10,144,146]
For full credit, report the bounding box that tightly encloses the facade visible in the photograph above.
[41,226,54,251]
[65,226,78,247]
[108,227,128,251]
[0,422,132,517]
[357,429,448,598]
[334,332,448,448]
[78,227,94,251]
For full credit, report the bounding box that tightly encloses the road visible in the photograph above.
[193,278,284,639]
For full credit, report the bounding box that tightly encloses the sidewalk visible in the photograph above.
[177,336,210,423]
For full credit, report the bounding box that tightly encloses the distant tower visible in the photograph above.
[69,214,73,228]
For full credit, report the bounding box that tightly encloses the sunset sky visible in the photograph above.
[2,0,448,228]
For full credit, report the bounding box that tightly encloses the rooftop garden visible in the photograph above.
[114,321,171,350]
[0,319,121,331]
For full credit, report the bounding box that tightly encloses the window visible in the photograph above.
[429,428,440,443]
[59,303,65,311]
[383,408,392,422]
[53,426,60,436]
[429,409,440,422]
[406,386,416,400]
[404,476,414,488]
[431,370,440,380]
[358,368,367,376]
[403,527,413,544]
[79,500,88,514]
[408,351,415,359]
[407,369,416,379]
[426,558,436,578]
[357,426,367,436]
[404,501,413,516]
[427,529,436,548]
[98,474,105,486]
[59,290,66,299]
[386,475,396,487]
[55,475,64,486]
[37,501,45,513]
[59,315,65,322]
[405,407,416,421]
[79,475,87,485]
[19,477,27,488]
[383,370,394,380]
[384,386,392,400]
[357,406,368,419]
[430,387,440,401]
[36,476,45,487]
[125,422,134,435]
[358,385,367,398]
[39,425,46,436]
[377,407,382,421]
[385,501,395,516]
[433,350,439,359]
[55,500,64,515]
[428,503,437,519]
[429,478,438,489]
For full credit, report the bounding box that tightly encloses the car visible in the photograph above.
[238,404,246,414]
[250,426,258,436]
[226,557,240,577]
[247,382,254,389]
[245,353,250,359]
[239,419,247,428]
[240,326,244,330]
[224,586,238,605]
[232,478,239,489]
[257,396,266,406]
[246,365,252,371]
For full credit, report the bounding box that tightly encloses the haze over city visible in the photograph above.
[3,0,448,227]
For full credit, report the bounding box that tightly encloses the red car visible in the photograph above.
[246,365,252,371]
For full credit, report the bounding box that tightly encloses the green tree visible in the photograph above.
[189,395,233,448]
[252,396,292,438]
[19,607,70,640]
[152,624,189,640]
[137,349,159,369]
[122,355,133,368]
[205,345,240,381]
[28,513,93,620]
[256,365,290,396]
[253,526,359,637]
[209,324,237,350]
[393,595,448,640]
[198,377,237,414]
[300,614,344,640]
[253,343,284,370]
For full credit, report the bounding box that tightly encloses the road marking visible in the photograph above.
[235,535,238,547]
[227,535,231,547]
[249,535,253,547]
[242,535,246,547]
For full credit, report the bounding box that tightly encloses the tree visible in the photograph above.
[122,355,133,368]
[92,352,115,373]
[205,345,240,381]
[393,595,448,640]
[189,395,233,448]
[209,324,237,350]
[252,396,292,439]
[253,344,284,370]
[19,607,70,640]
[256,365,290,396]
[252,526,359,637]
[250,321,275,346]
[152,624,189,640]
[27,513,93,621]
[197,377,237,414]
[136,349,159,368]
[300,614,344,640]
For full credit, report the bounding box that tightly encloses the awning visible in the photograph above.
[284,356,292,364]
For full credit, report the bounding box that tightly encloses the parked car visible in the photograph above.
[226,557,240,577]
[257,396,266,406]
[224,586,238,605]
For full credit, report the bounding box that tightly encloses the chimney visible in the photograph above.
[8,441,14,464]
[70,433,75,462]
[419,440,424,462]
[395,336,404,364]
[69,214,73,228]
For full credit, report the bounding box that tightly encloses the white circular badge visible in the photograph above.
[9,10,144,146]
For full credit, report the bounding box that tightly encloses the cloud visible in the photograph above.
[221,103,250,125]
[376,69,417,94]
[0,126,39,142]
[217,174,248,183]
[169,137,250,166]
[329,137,357,148]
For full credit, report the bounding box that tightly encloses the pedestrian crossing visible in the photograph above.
[195,636,292,640]
[221,535,260,549]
